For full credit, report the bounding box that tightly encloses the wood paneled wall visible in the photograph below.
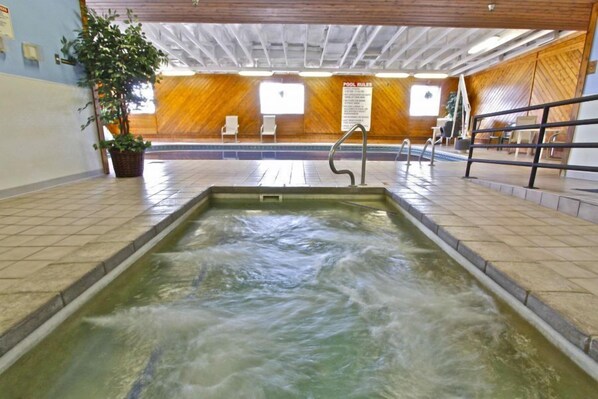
[131,75,457,143]
[466,33,585,130]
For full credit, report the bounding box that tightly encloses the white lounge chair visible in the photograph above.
[221,115,239,143]
[260,115,277,143]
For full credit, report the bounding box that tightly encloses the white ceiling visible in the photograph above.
[144,23,575,77]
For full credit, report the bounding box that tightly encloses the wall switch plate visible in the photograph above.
[22,42,40,61]
[54,53,61,65]
[588,60,597,75]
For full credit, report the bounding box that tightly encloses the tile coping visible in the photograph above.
[469,178,598,223]
[1,185,597,381]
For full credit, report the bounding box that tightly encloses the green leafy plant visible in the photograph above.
[445,91,463,120]
[62,8,168,152]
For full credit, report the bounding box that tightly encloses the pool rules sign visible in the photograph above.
[341,82,373,131]
[0,4,13,39]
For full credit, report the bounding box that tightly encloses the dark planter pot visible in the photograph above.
[109,149,145,178]
[454,138,471,152]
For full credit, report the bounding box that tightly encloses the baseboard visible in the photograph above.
[0,169,105,200]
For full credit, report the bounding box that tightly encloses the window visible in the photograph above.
[409,85,441,116]
[259,82,305,114]
[129,83,155,114]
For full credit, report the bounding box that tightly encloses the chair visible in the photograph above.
[260,115,277,143]
[440,120,460,146]
[508,115,538,155]
[221,115,239,143]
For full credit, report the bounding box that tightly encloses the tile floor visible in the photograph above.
[0,157,597,365]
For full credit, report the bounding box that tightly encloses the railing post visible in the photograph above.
[527,107,550,188]
[465,116,479,177]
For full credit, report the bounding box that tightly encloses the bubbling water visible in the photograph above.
[1,202,593,398]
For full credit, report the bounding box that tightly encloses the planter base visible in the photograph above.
[109,150,144,178]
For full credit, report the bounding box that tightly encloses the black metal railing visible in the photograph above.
[465,94,598,188]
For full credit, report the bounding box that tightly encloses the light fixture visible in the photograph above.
[298,71,333,77]
[239,70,273,77]
[413,73,448,79]
[375,72,410,78]
[192,0,199,6]
[160,69,195,76]
[468,36,500,54]
[488,3,495,11]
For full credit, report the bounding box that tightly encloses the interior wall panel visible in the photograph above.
[132,75,458,143]
[466,34,585,130]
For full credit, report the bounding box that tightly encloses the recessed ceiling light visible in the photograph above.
[413,73,448,79]
[238,70,273,77]
[160,69,195,76]
[375,72,410,78]
[298,71,333,77]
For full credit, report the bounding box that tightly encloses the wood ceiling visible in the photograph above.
[85,0,595,31]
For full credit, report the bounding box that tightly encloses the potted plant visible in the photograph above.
[62,8,168,177]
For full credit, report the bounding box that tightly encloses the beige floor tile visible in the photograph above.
[0,260,52,278]
[0,235,36,247]
[545,247,596,262]
[0,291,62,332]
[0,246,44,261]
[569,279,598,296]
[460,241,530,262]
[20,225,87,236]
[25,246,78,261]
[0,260,15,271]
[489,261,586,293]
[541,261,598,278]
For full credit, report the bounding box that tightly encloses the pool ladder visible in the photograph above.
[328,124,367,186]
[419,138,436,166]
[395,138,412,164]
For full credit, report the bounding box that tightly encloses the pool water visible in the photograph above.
[0,200,596,398]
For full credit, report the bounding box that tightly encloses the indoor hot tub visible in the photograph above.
[0,194,596,398]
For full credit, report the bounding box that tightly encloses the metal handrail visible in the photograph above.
[395,138,411,164]
[419,138,435,166]
[465,94,598,188]
[328,124,367,186]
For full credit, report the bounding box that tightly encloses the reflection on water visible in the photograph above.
[0,201,596,398]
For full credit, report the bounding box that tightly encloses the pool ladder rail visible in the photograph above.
[395,138,412,164]
[419,138,436,166]
[328,124,367,187]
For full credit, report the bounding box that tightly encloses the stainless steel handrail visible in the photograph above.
[419,138,436,166]
[395,138,411,164]
[328,124,367,186]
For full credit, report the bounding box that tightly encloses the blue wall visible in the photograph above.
[0,0,82,85]
[583,27,598,95]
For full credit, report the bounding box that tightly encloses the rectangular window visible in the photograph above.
[259,82,305,114]
[129,83,156,114]
[409,85,441,116]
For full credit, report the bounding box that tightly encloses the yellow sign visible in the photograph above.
[0,4,14,39]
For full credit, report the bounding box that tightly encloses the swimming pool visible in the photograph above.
[145,144,466,162]
[0,198,595,398]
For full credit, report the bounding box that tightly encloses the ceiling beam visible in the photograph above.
[87,1,593,31]
[145,27,191,67]
[418,28,479,68]
[226,25,253,66]
[350,26,383,68]
[173,24,220,65]
[451,30,553,75]
[254,24,272,67]
[281,25,289,66]
[369,26,407,68]
[339,25,364,68]
[402,28,454,68]
[200,24,239,66]
[319,25,332,67]
[385,27,430,68]
[304,24,309,67]
[154,25,207,67]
